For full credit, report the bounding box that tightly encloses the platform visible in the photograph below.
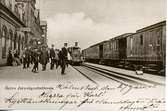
[0,64,165,110]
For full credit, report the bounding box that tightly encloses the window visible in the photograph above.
[156,29,161,46]
[2,26,7,58]
[14,33,17,50]
[9,0,12,10]
[9,30,13,50]
[18,35,21,51]
[130,37,133,56]
[140,34,143,45]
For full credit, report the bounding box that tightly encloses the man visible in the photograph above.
[26,47,31,68]
[60,43,68,74]
[31,48,39,73]
[40,46,49,71]
[55,49,59,69]
[50,44,56,70]
[23,48,30,68]
[7,48,13,66]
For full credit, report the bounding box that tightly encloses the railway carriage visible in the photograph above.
[101,33,133,65]
[126,21,166,71]
[84,41,103,63]
[82,21,166,75]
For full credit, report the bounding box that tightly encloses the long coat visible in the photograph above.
[50,48,55,59]
[40,49,49,65]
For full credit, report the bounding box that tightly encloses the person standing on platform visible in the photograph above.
[7,48,13,66]
[50,44,56,70]
[59,43,68,74]
[13,50,21,66]
[55,49,59,69]
[23,48,27,68]
[66,51,71,67]
[40,46,49,71]
[26,47,31,68]
[23,47,30,69]
[31,48,39,73]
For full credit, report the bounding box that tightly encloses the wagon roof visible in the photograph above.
[109,33,134,40]
[89,40,109,48]
[136,20,166,33]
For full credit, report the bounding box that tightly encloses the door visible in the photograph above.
[118,38,127,59]
[99,44,103,59]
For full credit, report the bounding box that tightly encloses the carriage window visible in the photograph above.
[130,37,133,56]
[157,38,160,45]
[140,34,143,45]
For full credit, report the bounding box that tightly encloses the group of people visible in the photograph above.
[7,49,23,66]
[7,43,70,74]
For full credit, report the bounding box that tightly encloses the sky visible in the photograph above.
[36,0,166,49]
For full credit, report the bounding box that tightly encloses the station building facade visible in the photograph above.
[0,0,45,66]
[0,0,26,65]
[23,0,43,47]
[40,21,47,45]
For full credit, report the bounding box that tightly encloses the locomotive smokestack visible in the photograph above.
[64,43,68,47]
[75,42,78,47]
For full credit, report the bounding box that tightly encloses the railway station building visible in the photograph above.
[0,0,44,66]
[0,0,26,65]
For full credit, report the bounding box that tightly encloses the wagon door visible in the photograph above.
[99,44,103,59]
[118,38,127,60]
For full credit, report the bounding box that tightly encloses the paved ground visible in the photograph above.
[0,64,165,111]
[0,64,96,84]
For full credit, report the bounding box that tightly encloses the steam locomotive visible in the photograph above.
[68,42,82,65]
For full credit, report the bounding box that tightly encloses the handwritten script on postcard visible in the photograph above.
[1,83,165,110]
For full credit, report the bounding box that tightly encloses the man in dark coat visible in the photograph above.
[7,48,13,66]
[59,43,68,74]
[50,44,56,70]
[40,46,49,71]
[55,49,59,69]
[31,48,39,72]
[23,48,30,69]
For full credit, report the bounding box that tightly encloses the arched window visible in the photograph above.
[2,26,7,58]
[14,33,17,50]
[22,37,25,49]
[9,30,13,50]
[18,35,21,51]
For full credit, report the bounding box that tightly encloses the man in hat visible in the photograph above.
[23,47,31,68]
[39,45,49,71]
[31,48,39,72]
[50,44,56,70]
[55,49,60,69]
[60,43,68,74]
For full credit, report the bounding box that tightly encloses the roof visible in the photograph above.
[108,33,134,41]
[136,21,166,33]
[89,40,109,48]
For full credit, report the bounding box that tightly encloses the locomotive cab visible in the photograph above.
[68,46,82,65]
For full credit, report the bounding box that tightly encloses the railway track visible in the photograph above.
[72,64,164,87]
[83,64,165,86]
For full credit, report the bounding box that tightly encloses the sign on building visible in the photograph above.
[16,28,31,32]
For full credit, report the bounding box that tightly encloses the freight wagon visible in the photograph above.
[126,21,166,71]
[83,21,166,75]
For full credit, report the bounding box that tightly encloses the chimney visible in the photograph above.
[75,42,78,47]
[64,43,67,47]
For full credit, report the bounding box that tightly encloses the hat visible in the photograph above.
[51,44,54,47]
